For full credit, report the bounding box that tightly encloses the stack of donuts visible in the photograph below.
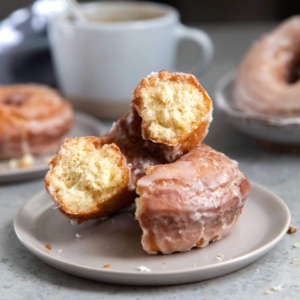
[45,70,250,255]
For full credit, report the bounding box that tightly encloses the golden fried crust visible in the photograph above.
[0,84,73,159]
[136,144,250,254]
[131,70,212,156]
[45,137,135,223]
[50,189,136,224]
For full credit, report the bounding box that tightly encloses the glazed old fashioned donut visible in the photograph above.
[0,84,73,159]
[234,16,300,116]
[135,144,250,254]
[45,71,213,222]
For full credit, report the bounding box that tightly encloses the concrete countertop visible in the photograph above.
[1,23,299,300]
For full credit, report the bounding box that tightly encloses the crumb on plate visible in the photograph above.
[70,220,78,225]
[45,243,52,250]
[103,264,111,269]
[215,253,224,261]
[288,225,297,234]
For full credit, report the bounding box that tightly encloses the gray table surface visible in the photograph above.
[1,23,300,300]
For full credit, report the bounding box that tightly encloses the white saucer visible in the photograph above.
[14,181,290,286]
[214,72,300,145]
[0,112,107,183]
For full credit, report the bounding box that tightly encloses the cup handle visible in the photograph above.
[175,24,214,76]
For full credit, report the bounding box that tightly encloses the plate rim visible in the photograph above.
[0,111,107,182]
[14,181,291,283]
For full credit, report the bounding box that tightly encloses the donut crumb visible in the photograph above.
[291,258,297,264]
[45,243,52,250]
[215,253,224,261]
[103,264,111,269]
[287,226,297,234]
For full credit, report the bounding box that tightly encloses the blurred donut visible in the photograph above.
[0,84,73,159]
[234,16,300,116]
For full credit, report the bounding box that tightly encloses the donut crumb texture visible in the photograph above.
[132,71,211,145]
[46,137,129,216]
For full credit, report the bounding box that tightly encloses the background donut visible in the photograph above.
[0,84,73,159]
[234,16,300,116]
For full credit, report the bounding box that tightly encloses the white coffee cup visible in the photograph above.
[48,1,213,119]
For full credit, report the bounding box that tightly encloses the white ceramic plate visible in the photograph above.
[0,112,107,183]
[214,72,300,145]
[14,181,290,286]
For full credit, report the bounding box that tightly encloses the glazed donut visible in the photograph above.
[234,16,300,116]
[135,144,250,254]
[45,71,213,222]
[0,84,73,159]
